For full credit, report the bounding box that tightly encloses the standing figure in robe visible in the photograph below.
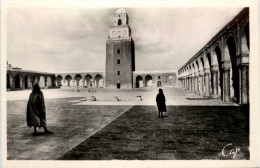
[27,84,53,135]
[156,88,167,118]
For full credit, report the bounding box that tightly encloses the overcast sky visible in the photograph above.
[6,7,243,73]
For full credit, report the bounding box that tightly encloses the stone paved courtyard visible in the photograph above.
[6,87,249,160]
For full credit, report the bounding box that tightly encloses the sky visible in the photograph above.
[6,7,244,73]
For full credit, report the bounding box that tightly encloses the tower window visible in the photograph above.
[158,76,160,79]
[118,71,120,75]
[117,59,120,64]
[118,19,122,25]
[117,49,120,54]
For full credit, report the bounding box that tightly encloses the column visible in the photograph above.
[188,76,191,90]
[204,68,211,97]
[194,76,198,94]
[192,76,195,92]
[189,76,192,91]
[199,73,203,95]
[240,65,249,104]
[184,78,186,89]
[22,79,25,89]
[211,70,219,98]
[223,69,230,102]
[185,78,187,89]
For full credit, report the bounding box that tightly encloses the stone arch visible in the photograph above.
[7,73,13,89]
[65,75,72,87]
[223,32,237,61]
[136,75,143,88]
[241,21,249,54]
[200,56,205,70]
[205,52,211,69]
[224,35,239,103]
[57,75,63,87]
[192,62,197,74]
[94,74,103,88]
[75,74,83,87]
[166,74,176,87]
[47,76,52,87]
[84,74,92,87]
[195,60,200,72]
[14,74,22,89]
[145,75,153,87]
[214,45,223,99]
[39,76,45,88]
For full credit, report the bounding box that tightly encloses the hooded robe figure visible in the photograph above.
[156,88,167,118]
[27,84,53,135]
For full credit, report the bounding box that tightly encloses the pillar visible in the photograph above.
[204,68,211,97]
[22,79,25,90]
[194,76,198,94]
[185,78,187,89]
[199,73,203,95]
[191,76,195,92]
[211,70,219,98]
[240,65,249,104]
[223,69,230,102]
[190,77,192,91]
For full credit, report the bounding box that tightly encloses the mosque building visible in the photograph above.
[7,8,178,91]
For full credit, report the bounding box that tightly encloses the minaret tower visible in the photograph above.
[105,8,135,89]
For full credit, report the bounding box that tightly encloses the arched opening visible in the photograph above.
[47,76,52,87]
[225,36,239,103]
[84,75,92,87]
[95,74,103,88]
[228,36,239,103]
[145,75,153,87]
[25,75,29,89]
[215,46,223,99]
[65,75,72,87]
[195,61,200,93]
[57,75,63,87]
[166,74,176,87]
[39,76,45,88]
[200,57,205,94]
[207,53,212,94]
[15,74,22,89]
[118,19,122,25]
[7,74,12,89]
[75,74,82,87]
[136,75,143,88]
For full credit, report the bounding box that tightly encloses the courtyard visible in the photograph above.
[6,87,249,160]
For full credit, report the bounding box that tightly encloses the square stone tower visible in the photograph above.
[105,8,135,89]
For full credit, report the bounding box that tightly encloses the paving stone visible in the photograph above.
[7,97,132,160]
[157,153,175,159]
[7,88,249,160]
[59,105,249,160]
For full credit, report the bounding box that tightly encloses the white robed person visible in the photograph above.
[27,84,53,135]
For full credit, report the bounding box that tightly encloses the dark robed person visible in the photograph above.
[27,84,53,135]
[156,88,167,118]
